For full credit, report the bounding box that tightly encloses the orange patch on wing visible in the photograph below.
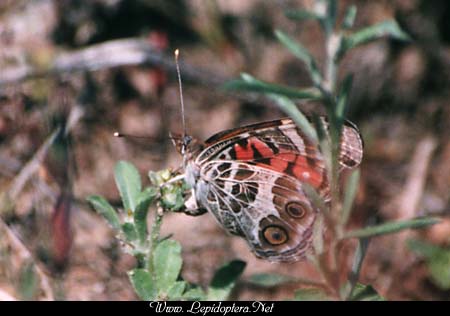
[234,138,325,188]
[276,152,297,162]
[292,165,323,187]
[291,156,323,188]
[234,137,275,160]
[250,138,274,157]
[234,142,253,160]
[266,157,289,173]
[262,154,323,188]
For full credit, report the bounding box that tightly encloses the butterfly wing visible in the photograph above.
[196,117,363,198]
[194,161,316,262]
[189,117,363,262]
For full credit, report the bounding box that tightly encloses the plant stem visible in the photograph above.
[314,0,347,299]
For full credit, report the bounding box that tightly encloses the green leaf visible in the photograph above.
[148,169,172,187]
[269,95,319,144]
[225,75,321,145]
[350,238,369,282]
[325,0,338,31]
[336,74,353,120]
[129,269,157,301]
[248,273,293,287]
[183,287,206,300]
[342,5,357,29]
[161,185,185,211]
[408,239,450,290]
[121,222,138,242]
[87,195,121,230]
[223,75,320,100]
[344,217,440,239]
[167,281,187,300]
[136,187,158,212]
[294,288,329,301]
[427,251,450,290]
[152,171,185,212]
[17,262,38,300]
[153,239,183,294]
[349,283,384,301]
[302,180,328,255]
[303,183,328,213]
[134,187,158,243]
[311,114,332,172]
[207,260,246,300]
[134,208,148,245]
[338,20,411,59]
[341,168,360,225]
[114,161,141,213]
[407,239,441,258]
[275,30,322,85]
[285,9,322,22]
[342,238,370,299]
[303,184,326,255]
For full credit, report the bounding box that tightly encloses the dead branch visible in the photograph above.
[0,38,228,89]
[2,104,83,211]
[385,136,438,296]
[0,104,85,300]
[0,38,275,108]
[8,127,60,200]
[395,136,438,220]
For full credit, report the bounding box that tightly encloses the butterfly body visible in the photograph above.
[174,117,363,262]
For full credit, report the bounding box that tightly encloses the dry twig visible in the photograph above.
[8,128,60,200]
[0,38,274,108]
[0,39,227,89]
[386,136,438,296]
[395,136,438,220]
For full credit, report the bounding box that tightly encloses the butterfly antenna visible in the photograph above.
[174,49,187,138]
[114,132,162,141]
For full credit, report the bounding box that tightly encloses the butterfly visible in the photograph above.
[171,117,363,262]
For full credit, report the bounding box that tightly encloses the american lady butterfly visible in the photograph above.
[170,50,363,262]
[171,117,363,262]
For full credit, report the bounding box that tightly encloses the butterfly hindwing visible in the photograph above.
[195,161,316,262]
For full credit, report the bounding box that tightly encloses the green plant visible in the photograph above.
[88,0,440,301]
[224,0,439,300]
[408,239,450,290]
[88,162,245,301]
[17,261,39,301]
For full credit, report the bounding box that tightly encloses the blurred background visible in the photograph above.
[0,0,449,300]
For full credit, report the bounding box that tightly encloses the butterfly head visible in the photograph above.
[171,133,204,160]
